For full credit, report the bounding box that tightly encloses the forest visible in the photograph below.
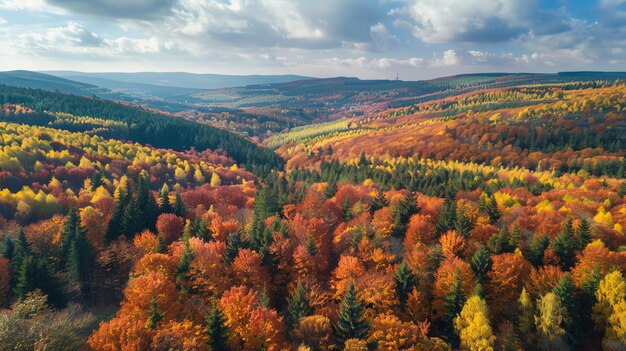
[0,78,625,351]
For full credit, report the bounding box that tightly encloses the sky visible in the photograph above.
[0,0,625,80]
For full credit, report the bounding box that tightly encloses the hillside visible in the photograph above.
[272,80,626,177]
[0,84,283,174]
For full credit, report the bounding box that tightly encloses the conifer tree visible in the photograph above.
[155,235,167,254]
[574,218,591,251]
[470,245,492,282]
[454,209,473,238]
[437,197,457,235]
[159,184,173,214]
[146,297,163,330]
[206,303,229,351]
[550,220,576,269]
[442,270,465,347]
[336,283,369,344]
[15,256,65,307]
[394,261,416,305]
[553,273,580,348]
[176,241,194,294]
[393,191,419,237]
[519,288,535,342]
[1,235,14,260]
[173,192,187,218]
[369,189,388,214]
[224,231,248,264]
[287,281,313,326]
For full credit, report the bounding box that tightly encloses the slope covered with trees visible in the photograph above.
[0,79,625,350]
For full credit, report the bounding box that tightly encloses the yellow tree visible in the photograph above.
[535,292,567,351]
[593,271,626,334]
[454,295,496,351]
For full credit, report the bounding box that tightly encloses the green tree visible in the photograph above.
[173,192,187,218]
[470,245,492,282]
[442,270,465,347]
[145,297,163,330]
[574,218,591,251]
[394,261,416,305]
[15,256,65,308]
[550,220,576,269]
[335,283,369,344]
[287,281,313,326]
[206,303,229,351]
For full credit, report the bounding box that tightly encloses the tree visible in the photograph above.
[210,172,221,187]
[159,184,173,214]
[604,299,626,351]
[136,172,158,231]
[335,283,369,345]
[454,295,496,351]
[206,303,229,351]
[535,292,568,351]
[156,213,184,244]
[15,256,65,307]
[173,192,187,218]
[550,220,576,269]
[454,209,472,238]
[470,245,491,282]
[394,261,416,305]
[442,270,465,347]
[368,313,419,350]
[487,253,531,318]
[392,191,420,236]
[593,271,626,334]
[287,281,313,327]
[552,274,580,347]
[436,197,457,235]
[145,297,163,329]
[518,288,535,344]
[574,218,591,251]
[479,193,500,223]
[224,231,248,264]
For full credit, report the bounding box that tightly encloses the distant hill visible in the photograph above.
[44,71,313,91]
[0,70,107,96]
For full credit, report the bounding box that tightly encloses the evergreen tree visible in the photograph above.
[394,261,416,304]
[176,242,194,294]
[155,235,167,254]
[335,283,369,344]
[454,209,472,237]
[173,192,187,218]
[553,274,580,348]
[470,245,492,282]
[224,231,248,264]
[61,208,80,265]
[158,184,173,214]
[488,226,516,254]
[136,173,159,231]
[392,191,420,237]
[618,182,626,198]
[519,288,535,344]
[324,181,337,199]
[206,303,229,351]
[436,197,457,235]
[11,229,31,280]
[535,292,568,351]
[527,235,550,266]
[550,220,576,269]
[91,171,103,190]
[106,183,131,242]
[369,190,388,214]
[574,218,591,251]
[15,256,65,307]
[479,192,500,223]
[146,297,163,330]
[1,235,14,260]
[342,197,353,222]
[120,198,141,238]
[287,281,313,326]
[442,270,465,347]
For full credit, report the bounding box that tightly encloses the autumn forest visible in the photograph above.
[0,73,625,351]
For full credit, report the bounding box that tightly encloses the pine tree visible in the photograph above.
[550,220,576,269]
[91,171,103,190]
[442,270,465,347]
[120,198,140,238]
[335,283,369,344]
[325,181,337,199]
[11,229,31,282]
[574,218,591,251]
[393,191,420,237]
[1,235,14,260]
[488,226,516,254]
[107,182,131,241]
[206,303,229,351]
[224,231,248,264]
[454,209,472,238]
[287,281,313,326]
[436,197,457,235]
[527,235,549,266]
[618,182,626,198]
[15,256,65,308]
[394,261,416,305]
[176,242,194,293]
[342,197,353,222]
[159,183,172,214]
[470,245,491,282]
[173,192,187,218]
[553,274,580,348]
[61,208,80,265]
[479,193,500,223]
[136,173,159,231]
[146,297,163,330]
[156,235,167,254]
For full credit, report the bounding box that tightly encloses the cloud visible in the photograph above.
[47,0,176,19]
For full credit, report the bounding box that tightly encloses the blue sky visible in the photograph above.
[0,0,624,79]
